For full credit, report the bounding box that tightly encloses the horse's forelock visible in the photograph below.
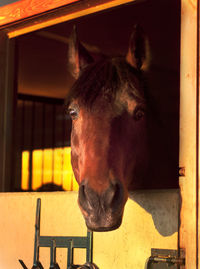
[69,57,145,108]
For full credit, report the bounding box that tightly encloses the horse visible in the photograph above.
[66,25,177,232]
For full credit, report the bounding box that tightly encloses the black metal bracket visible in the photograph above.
[19,198,93,269]
[147,248,185,269]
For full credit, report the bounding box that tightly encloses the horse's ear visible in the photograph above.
[126,25,150,70]
[68,26,93,79]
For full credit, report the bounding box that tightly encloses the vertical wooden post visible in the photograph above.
[0,32,15,191]
[198,0,200,267]
[179,0,198,268]
[0,32,8,191]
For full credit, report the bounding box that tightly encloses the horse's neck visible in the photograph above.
[146,113,178,189]
[129,113,178,191]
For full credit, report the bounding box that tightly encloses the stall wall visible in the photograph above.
[0,191,179,269]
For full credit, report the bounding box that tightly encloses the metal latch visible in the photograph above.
[147,249,185,269]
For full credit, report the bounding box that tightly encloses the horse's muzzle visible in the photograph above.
[78,180,126,231]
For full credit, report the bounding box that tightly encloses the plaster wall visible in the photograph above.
[0,190,179,268]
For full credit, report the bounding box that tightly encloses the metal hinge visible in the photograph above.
[179,167,185,177]
[147,248,185,269]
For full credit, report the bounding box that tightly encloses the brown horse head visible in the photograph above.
[67,25,149,231]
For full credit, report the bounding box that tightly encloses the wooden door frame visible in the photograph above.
[0,32,16,191]
[179,0,199,268]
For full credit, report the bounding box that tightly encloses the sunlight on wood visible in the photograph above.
[21,151,29,190]
[43,148,53,185]
[62,147,79,191]
[32,150,43,190]
[8,0,135,38]
[21,147,78,191]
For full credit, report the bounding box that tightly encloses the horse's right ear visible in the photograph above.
[126,25,150,71]
[68,26,93,79]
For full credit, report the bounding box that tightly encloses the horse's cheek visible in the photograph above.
[71,152,81,184]
[71,131,79,149]
[71,128,81,184]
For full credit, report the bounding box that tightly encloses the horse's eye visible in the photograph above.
[68,108,78,119]
[134,106,145,121]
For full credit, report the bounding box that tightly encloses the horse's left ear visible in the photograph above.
[126,25,150,70]
[68,25,94,79]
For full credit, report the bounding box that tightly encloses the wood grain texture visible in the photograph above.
[6,0,135,38]
[0,0,79,26]
[179,0,198,268]
[198,0,200,266]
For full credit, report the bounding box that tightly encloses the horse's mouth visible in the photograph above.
[86,220,122,232]
[84,213,123,232]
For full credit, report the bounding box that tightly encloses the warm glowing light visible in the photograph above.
[22,147,78,191]
[32,150,43,190]
[63,147,79,191]
[21,151,30,190]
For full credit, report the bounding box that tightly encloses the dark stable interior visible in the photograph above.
[12,0,180,191]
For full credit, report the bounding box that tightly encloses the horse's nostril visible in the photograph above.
[79,183,86,202]
[103,182,123,209]
[111,183,121,204]
[78,181,99,212]
[78,180,124,215]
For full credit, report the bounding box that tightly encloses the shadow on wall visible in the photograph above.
[36,183,64,192]
[129,189,180,237]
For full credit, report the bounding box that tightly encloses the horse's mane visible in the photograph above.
[68,57,146,108]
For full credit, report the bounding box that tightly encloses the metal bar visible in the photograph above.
[151,248,179,257]
[49,239,60,269]
[33,198,41,266]
[31,199,93,268]
[86,231,93,263]
[18,94,64,105]
[19,259,28,269]
[39,236,88,248]
[149,248,185,267]
[50,240,56,268]
[148,256,185,265]
[67,240,73,269]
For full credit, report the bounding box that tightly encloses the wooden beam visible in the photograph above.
[0,0,79,26]
[4,0,137,38]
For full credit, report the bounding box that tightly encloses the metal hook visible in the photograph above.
[50,263,60,269]
[19,259,28,269]
[32,261,44,269]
